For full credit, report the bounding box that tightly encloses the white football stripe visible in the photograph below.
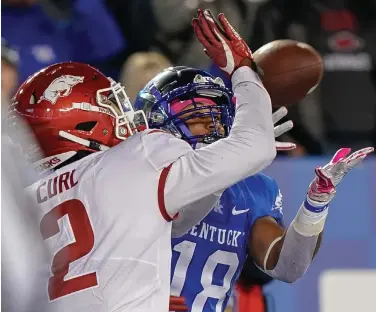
[213,28,234,74]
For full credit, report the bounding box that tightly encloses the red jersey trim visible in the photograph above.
[157,163,179,222]
[148,129,166,135]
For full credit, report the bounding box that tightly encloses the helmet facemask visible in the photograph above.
[58,77,149,156]
[96,78,149,140]
[138,74,235,148]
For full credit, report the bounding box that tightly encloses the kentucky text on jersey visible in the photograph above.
[188,222,244,247]
[171,173,283,312]
[37,169,78,203]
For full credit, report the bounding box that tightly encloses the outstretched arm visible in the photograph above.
[158,10,277,221]
[249,147,373,283]
[249,216,322,272]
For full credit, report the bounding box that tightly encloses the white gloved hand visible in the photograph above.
[293,146,374,237]
[307,147,374,206]
[272,106,296,151]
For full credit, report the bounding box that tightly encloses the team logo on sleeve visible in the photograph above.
[38,75,85,104]
[213,200,224,214]
[272,189,283,214]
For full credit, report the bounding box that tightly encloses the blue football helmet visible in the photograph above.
[134,66,235,148]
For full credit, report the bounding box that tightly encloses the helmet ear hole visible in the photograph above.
[29,92,36,105]
[75,121,97,132]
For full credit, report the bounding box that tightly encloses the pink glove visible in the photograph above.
[192,9,259,76]
[307,147,374,207]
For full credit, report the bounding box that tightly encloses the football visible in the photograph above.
[253,39,324,108]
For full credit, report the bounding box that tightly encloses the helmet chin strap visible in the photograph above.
[59,131,110,152]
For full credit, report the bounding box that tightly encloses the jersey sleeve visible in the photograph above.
[144,67,276,222]
[245,174,284,226]
[141,129,193,170]
[142,129,224,226]
[171,192,223,238]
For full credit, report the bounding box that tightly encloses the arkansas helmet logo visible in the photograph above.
[38,75,84,104]
[328,31,364,52]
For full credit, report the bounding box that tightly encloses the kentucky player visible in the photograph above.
[136,9,374,312]
[169,171,285,312]
[136,64,293,311]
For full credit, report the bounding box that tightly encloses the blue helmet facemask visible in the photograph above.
[134,68,235,149]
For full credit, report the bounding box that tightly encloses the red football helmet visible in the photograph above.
[8,62,148,173]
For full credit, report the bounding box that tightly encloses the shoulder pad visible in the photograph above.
[141,130,193,170]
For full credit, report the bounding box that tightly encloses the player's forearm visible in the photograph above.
[264,229,323,270]
[165,67,276,215]
[260,200,328,283]
[255,147,373,283]
[228,66,276,170]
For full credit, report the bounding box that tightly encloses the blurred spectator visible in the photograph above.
[149,0,247,69]
[2,0,125,85]
[1,38,19,102]
[251,0,376,153]
[120,51,171,103]
[106,0,267,72]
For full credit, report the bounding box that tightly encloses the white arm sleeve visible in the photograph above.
[144,67,276,221]
[166,67,275,217]
[171,191,223,237]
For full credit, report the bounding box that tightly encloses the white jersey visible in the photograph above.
[26,130,190,312]
[26,66,276,312]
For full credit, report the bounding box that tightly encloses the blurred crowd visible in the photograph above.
[2,0,376,155]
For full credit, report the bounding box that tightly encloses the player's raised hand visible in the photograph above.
[272,106,296,151]
[308,147,374,204]
[192,9,259,76]
[169,296,188,311]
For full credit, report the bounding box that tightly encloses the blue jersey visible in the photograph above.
[170,173,283,312]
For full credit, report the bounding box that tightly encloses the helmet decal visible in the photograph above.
[39,75,85,104]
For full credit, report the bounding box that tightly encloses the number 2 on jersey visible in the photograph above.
[172,240,239,311]
[40,199,98,300]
